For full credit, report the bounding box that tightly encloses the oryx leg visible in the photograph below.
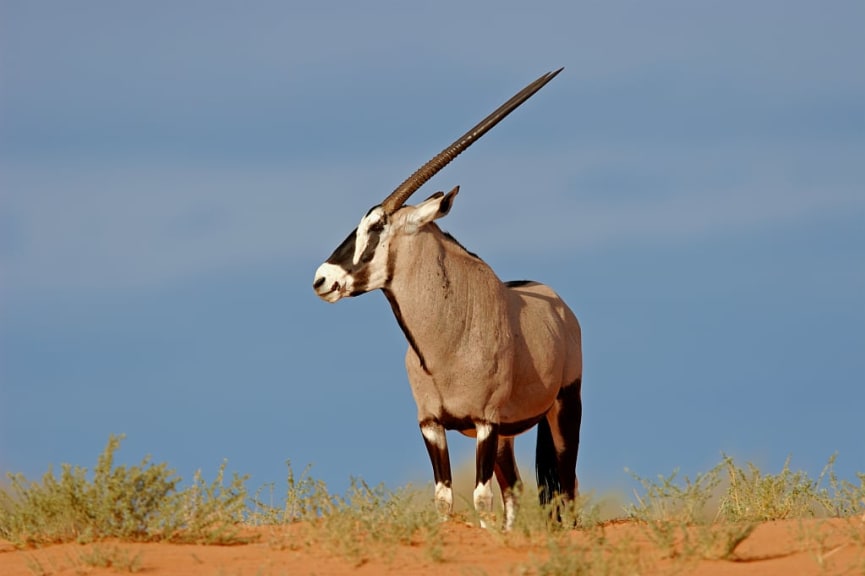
[494,436,521,531]
[473,421,500,528]
[420,420,453,518]
[548,382,582,504]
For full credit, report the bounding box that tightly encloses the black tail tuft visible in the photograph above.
[535,417,560,506]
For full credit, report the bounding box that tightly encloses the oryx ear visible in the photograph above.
[405,186,459,232]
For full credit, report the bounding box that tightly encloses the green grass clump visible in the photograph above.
[0,435,249,546]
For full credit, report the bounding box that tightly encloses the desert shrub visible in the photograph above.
[248,461,332,525]
[625,454,865,562]
[719,454,828,522]
[165,460,250,544]
[306,477,442,565]
[0,435,179,544]
[0,435,249,546]
[249,462,444,564]
[528,536,647,576]
[626,464,723,526]
[820,457,865,518]
[626,462,755,560]
[3,435,863,571]
[76,543,143,572]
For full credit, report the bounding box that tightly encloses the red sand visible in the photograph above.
[2,517,862,575]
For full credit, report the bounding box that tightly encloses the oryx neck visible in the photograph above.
[383,224,508,374]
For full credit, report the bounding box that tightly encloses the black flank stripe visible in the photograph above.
[382,288,429,374]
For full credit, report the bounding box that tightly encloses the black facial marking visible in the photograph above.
[323,211,388,297]
[356,226,382,264]
[325,224,384,268]
[326,228,358,265]
[350,266,369,296]
[382,288,429,374]
[325,206,388,266]
[385,230,396,286]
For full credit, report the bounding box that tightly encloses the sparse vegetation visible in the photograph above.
[76,543,143,572]
[720,454,832,522]
[0,435,248,546]
[251,462,444,565]
[1,437,864,575]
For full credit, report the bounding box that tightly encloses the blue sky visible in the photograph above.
[1,1,863,499]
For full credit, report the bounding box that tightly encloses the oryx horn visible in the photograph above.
[380,67,564,214]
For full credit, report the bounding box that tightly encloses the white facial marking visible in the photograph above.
[421,423,447,449]
[473,480,494,529]
[313,262,353,302]
[352,230,369,265]
[364,253,391,292]
[352,208,385,265]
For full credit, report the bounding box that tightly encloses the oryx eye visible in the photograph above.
[369,220,385,233]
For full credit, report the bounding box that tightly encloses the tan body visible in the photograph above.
[391,224,582,433]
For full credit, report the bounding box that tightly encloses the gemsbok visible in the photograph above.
[312,69,582,529]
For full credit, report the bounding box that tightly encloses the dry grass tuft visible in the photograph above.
[2,437,864,575]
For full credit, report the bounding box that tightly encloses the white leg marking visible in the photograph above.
[473,480,494,528]
[420,423,447,449]
[475,422,493,442]
[503,491,519,531]
[434,481,453,518]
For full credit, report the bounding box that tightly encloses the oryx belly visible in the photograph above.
[404,341,518,432]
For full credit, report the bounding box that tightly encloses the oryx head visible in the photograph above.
[313,68,562,303]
